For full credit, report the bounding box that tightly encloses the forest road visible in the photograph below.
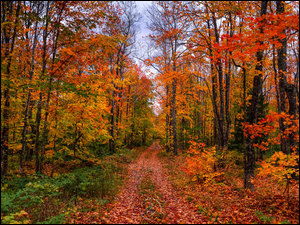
[103,141,205,224]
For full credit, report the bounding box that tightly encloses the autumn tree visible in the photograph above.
[103,1,141,153]
[1,1,21,177]
[147,1,191,155]
[1,1,154,177]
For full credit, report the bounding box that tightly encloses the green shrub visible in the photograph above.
[1,192,16,213]
[1,146,132,224]
[1,210,31,224]
[36,213,65,224]
[255,211,274,223]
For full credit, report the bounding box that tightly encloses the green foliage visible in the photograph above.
[36,214,65,224]
[196,204,210,216]
[1,159,124,224]
[226,149,244,167]
[197,205,204,214]
[231,92,269,152]
[280,220,291,224]
[1,192,16,213]
[158,150,172,158]
[187,196,193,202]
[230,101,245,152]
[58,165,119,200]
[245,90,269,124]
[255,210,274,223]
[2,175,35,191]
[88,140,111,157]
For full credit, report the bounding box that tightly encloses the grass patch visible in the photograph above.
[255,210,274,223]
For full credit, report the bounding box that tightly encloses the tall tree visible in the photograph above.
[244,1,268,190]
[276,0,298,154]
[147,1,190,155]
[1,1,21,177]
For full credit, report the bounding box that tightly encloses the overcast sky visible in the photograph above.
[135,1,152,39]
[134,1,161,114]
[133,1,152,68]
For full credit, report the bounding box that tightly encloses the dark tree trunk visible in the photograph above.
[171,79,177,155]
[35,1,63,173]
[124,85,131,146]
[39,1,51,173]
[1,2,20,177]
[207,16,221,148]
[109,89,115,153]
[34,93,42,174]
[212,73,220,146]
[244,1,268,191]
[166,85,170,152]
[276,0,298,154]
[225,57,231,147]
[142,127,146,146]
[212,13,225,149]
[20,2,41,174]
[273,44,281,113]
[225,13,233,148]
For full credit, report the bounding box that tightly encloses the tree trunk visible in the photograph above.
[276,0,297,154]
[171,79,177,155]
[212,13,225,149]
[225,13,233,148]
[165,85,170,152]
[273,44,281,113]
[207,16,221,148]
[20,3,41,174]
[35,2,62,173]
[109,89,116,153]
[225,57,231,147]
[1,2,20,177]
[244,1,268,191]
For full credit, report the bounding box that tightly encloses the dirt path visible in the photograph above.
[103,141,205,224]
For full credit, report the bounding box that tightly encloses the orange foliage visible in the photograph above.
[183,140,223,184]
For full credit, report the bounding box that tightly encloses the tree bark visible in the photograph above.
[225,55,231,148]
[109,89,116,153]
[20,2,42,174]
[1,2,20,177]
[171,79,178,155]
[244,1,268,191]
[35,1,63,173]
[212,13,225,149]
[276,0,297,154]
[165,85,170,152]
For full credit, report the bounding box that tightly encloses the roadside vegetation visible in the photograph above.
[1,147,142,224]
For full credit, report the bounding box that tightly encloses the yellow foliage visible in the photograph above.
[258,151,299,184]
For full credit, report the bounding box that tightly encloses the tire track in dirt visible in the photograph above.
[103,141,205,224]
[148,142,205,224]
[102,148,149,224]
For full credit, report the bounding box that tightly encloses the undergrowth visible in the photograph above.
[1,147,140,224]
[159,148,299,224]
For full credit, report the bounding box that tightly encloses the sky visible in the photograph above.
[134,1,161,114]
[133,1,152,70]
[135,1,152,40]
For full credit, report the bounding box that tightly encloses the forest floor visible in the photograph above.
[159,148,299,224]
[4,141,295,224]
[99,141,298,224]
[101,141,206,224]
[64,141,299,224]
